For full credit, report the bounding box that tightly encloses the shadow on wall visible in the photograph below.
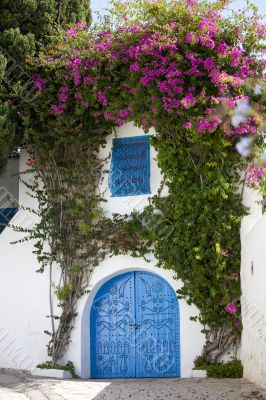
[0,158,19,233]
[0,158,19,207]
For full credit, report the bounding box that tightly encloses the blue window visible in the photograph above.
[109,135,151,197]
[0,208,18,234]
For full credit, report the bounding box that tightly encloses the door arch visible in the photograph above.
[90,271,180,378]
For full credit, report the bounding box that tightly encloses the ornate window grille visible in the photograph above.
[109,135,151,197]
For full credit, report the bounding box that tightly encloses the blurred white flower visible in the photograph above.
[254,84,262,95]
[231,114,247,128]
[231,100,252,128]
[235,136,253,158]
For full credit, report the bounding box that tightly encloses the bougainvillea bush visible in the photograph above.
[24,0,266,364]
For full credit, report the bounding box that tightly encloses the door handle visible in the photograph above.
[130,323,141,328]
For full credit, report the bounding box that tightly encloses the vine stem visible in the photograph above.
[49,257,55,336]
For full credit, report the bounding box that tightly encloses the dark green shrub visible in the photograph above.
[194,357,243,378]
[206,360,243,378]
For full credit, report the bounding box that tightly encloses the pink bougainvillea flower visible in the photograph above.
[32,74,46,91]
[98,91,109,107]
[83,77,94,85]
[199,18,219,36]
[58,87,69,103]
[66,28,77,38]
[216,41,228,54]
[203,57,215,70]
[82,101,89,108]
[74,22,87,30]
[181,94,196,109]
[130,62,140,72]
[186,32,199,44]
[244,163,265,188]
[197,117,222,133]
[199,35,215,49]
[118,109,131,118]
[256,23,266,39]
[183,122,193,129]
[51,104,63,114]
[74,93,82,100]
[225,303,237,315]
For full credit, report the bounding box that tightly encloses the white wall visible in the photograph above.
[241,182,266,388]
[0,123,205,378]
[0,151,54,372]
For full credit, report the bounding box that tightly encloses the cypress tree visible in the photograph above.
[0,0,91,171]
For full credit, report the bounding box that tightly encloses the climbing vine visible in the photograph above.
[21,0,266,366]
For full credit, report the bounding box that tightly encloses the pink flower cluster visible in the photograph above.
[51,86,70,114]
[244,164,265,189]
[42,8,265,133]
[199,18,220,36]
[97,91,109,107]
[225,303,237,315]
[183,121,193,129]
[66,28,78,38]
[104,112,125,126]
[197,117,222,133]
[32,74,46,91]
[181,94,196,109]
[232,118,259,136]
[65,23,87,39]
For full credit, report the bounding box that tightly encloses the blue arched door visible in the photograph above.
[90,271,180,378]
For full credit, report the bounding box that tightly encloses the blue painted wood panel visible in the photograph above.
[135,272,180,378]
[108,136,151,197]
[90,271,180,378]
[90,273,136,378]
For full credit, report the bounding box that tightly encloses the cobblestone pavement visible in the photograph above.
[1,369,266,400]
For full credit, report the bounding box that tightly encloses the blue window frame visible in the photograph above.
[0,208,18,234]
[109,135,151,197]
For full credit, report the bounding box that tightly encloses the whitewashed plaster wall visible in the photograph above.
[0,123,206,378]
[240,181,266,389]
[0,150,56,372]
